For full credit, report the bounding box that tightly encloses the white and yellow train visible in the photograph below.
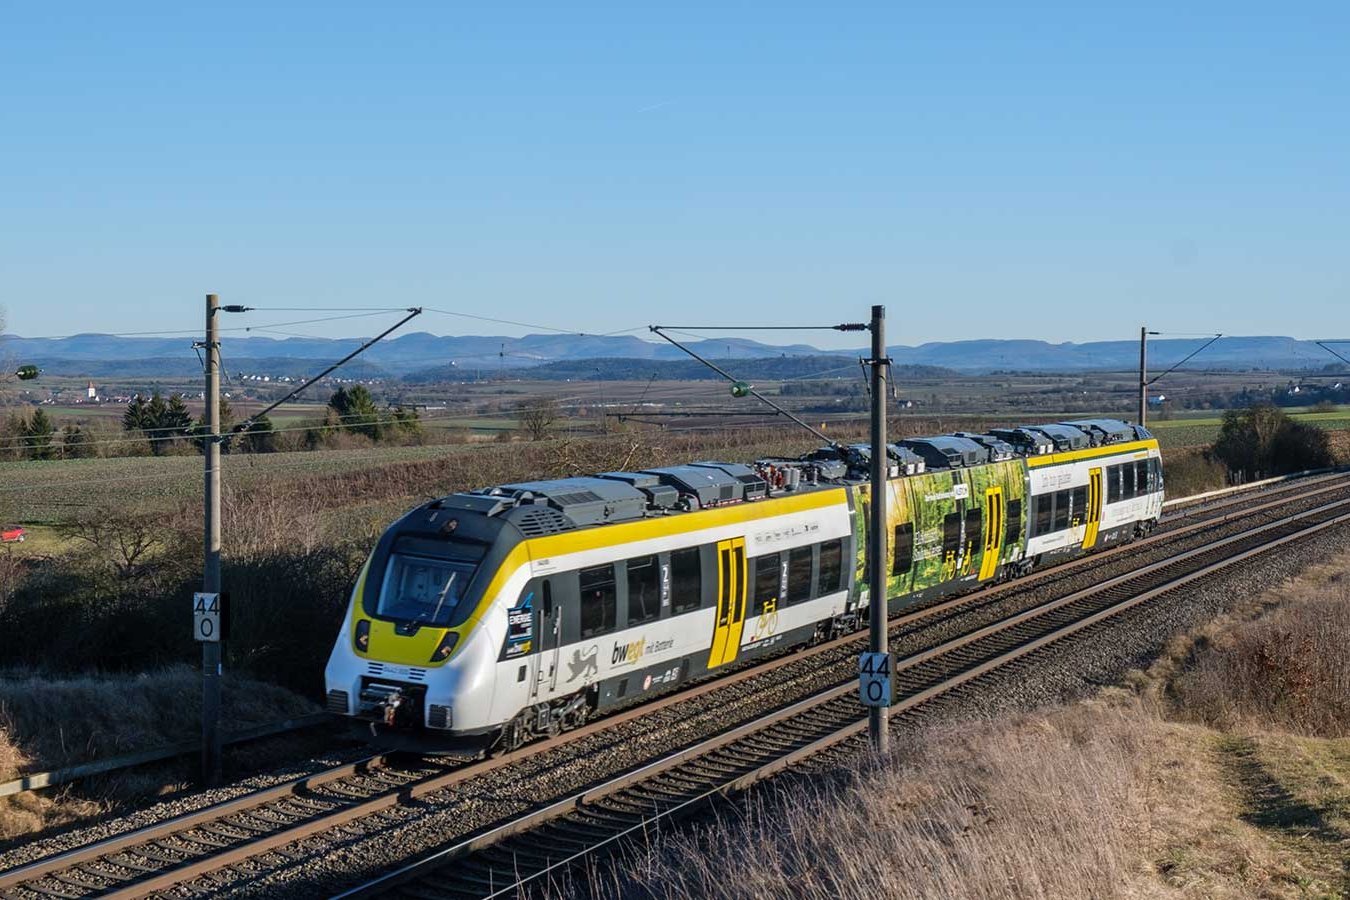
[324,418,1163,751]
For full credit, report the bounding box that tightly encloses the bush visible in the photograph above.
[1171,577,1350,736]
[1211,403,1332,480]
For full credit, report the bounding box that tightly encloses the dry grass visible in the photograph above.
[578,702,1159,900]
[574,699,1336,900]
[572,554,1350,900]
[0,666,317,840]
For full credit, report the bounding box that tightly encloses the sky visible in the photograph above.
[1,2,1346,349]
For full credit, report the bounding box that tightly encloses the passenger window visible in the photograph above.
[787,545,813,604]
[1107,465,1121,503]
[817,539,843,595]
[963,507,983,550]
[892,523,915,575]
[669,547,702,614]
[626,555,661,626]
[1004,499,1022,546]
[579,564,617,637]
[752,553,781,617]
[1122,463,1136,499]
[1070,486,1088,525]
[942,512,963,555]
[1051,491,1071,532]
[1034,494,1053,536]
[1151,457,1164,491]
[1136,460,1151,495]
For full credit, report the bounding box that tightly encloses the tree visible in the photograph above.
[190,396,236,453]
[239,415,277,453]
[391,405,422,440]
[21,408,55,460]
[1212,403,1333,481]
[518,397,559,441]
[60,425,94,459]
[123,391,193,455]
[122,395,150,432]
[328,385,382,440]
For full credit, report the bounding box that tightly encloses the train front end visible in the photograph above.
[323,496,518,752]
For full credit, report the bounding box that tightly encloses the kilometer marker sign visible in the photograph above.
[858,652,893,707]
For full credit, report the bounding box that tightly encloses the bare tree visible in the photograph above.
[518,396,560,441]
[59,509,164,580]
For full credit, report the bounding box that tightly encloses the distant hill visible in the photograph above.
[402,356,958,383]
[1,331,1342,376]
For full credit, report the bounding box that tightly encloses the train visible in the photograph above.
[324,418,1163,752]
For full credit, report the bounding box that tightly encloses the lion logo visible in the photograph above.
[567,645,600,683]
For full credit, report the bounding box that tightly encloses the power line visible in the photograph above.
[420,307,646,338]
[1146,334,1223,387]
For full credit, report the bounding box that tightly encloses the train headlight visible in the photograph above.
[431,631,459,663]
[354,619,371,653]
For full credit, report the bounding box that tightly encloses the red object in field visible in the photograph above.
[1,526,25,543]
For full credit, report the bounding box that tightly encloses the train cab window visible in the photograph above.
[1122,463,1136,499]
[786,545,813,604]
[752,553,782,617]
[1004,499,1023,546]
[1034,494,1053,536]
[892,523,915,575]
[1070,486,1088,526]
[579,564,618,638]
[375,537,485,627]
[1136,460,1151,495]
[818,539,843,596]
[669,547,702,615]
[942,512,963,555]
[626,556,661,626]
[1051,491,1071,532]
[963,507,983,550]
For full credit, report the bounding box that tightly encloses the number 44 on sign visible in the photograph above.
[193,592,227,643]
[858,652,893,708]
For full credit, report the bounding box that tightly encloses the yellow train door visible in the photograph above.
[1082,467,1104,549]
[707,538,748,669]
[978,487,1004,581]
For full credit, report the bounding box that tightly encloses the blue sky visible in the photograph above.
[1,2,1346,348]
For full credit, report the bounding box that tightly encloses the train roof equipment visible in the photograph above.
[897,435,990,469]
[953,433,1016,461]
[421,417,1150,537]
[1024,424,1092,452]
[988,427,1055,455]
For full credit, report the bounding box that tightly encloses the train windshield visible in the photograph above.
[376,538,485,626]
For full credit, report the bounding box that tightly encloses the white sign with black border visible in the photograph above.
[193,592,222,642]
[858,651,893,707]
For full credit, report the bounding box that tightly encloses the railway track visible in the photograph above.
[2,473,1348,900]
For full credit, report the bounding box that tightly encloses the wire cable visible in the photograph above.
[1146,334,1223,386]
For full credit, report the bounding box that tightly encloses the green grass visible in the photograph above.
[1149,411,1350,448]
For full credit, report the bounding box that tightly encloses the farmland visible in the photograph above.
[1149,409,1350,449]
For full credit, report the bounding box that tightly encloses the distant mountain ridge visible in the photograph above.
[0,332,1341,377]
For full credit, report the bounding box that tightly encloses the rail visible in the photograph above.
[0,714,330,799]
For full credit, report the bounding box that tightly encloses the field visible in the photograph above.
[1149,407,1350,449]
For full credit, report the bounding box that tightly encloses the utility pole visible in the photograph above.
[1138,325,1148,427]
[202,293,223,785]
[867,304,890,753]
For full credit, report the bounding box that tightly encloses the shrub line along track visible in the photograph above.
[1,473,1348,900]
